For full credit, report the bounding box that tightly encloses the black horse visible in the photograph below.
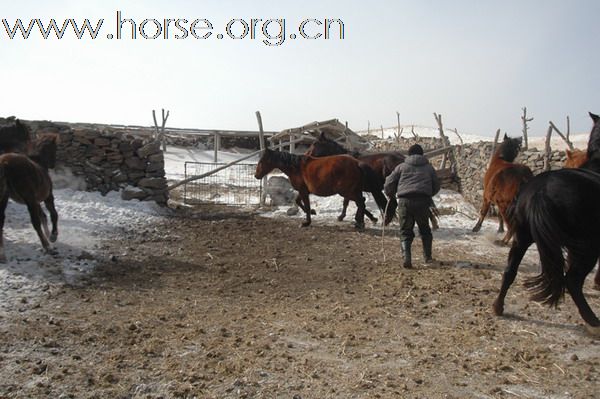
[493,112,600,335]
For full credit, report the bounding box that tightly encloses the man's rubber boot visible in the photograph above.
[401,240,413,269]
[422,236,433,264]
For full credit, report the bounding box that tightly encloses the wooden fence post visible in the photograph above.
[152,108,170,152]
[433,113,456,172]
[549,120,574,150]
[255,111,267,206]
[521,107,533,150]
[544,124,553,171]
[488,129,501,167]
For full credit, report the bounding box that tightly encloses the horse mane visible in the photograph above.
[582,113,600,173]
[268,149,303,172]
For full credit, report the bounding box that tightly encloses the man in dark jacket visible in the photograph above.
[384,144,440,268]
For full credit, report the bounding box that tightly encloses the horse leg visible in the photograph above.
[429,210,439,231]
[0,195,9,263]
[44,194,58,242]
[472,199,491,232]
[384,196,397,226]
[26,202,55,255]
[299,191,312,227]
[39,208,50,241]
[337,198,349,221]
[498,218,505,233]
[353,195,366,230]
[364,208,378,223]
[594,262,600,291]
[493,232,533,316]
[565,250,600,333]
[498,209,512,245]
[295,194,315,216]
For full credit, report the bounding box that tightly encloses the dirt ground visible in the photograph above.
[0,206,598,399]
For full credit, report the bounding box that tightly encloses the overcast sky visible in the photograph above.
[1,0,599,137]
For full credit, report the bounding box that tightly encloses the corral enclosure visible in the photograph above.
[0,117,598,399]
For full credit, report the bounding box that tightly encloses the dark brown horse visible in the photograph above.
[0,119,32,154]
[255,148,387,228]
[0,128,59,262]
[472,135,533,244]
[493,113,600,335]
[305,132,405,224]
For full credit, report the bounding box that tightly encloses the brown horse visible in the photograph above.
[255,148,387,228]
[472,135,533,244]
[565,148,588,168]
[0,130,59,262]
[305,132,405,224]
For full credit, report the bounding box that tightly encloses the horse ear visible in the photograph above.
[503,133,509,140]
[590,112,599,123]
[319,132,326,140]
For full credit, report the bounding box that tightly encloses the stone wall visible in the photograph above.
[454,142,566,207]
[10,119,169,205]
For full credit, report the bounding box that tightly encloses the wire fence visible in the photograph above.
[183,162,262,206]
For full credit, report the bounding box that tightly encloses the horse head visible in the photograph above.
[0,119,32,154]
[564,149,588,169]
[255,148,275,179]
[30,133,58,169]
[587,112,600,155]
[305,132,347,157]
[499,134,523,162]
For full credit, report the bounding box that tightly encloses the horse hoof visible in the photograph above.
[301,221,311,227]
[370,218,378,224]
[46,248,58,256]
[310,210,316,215]
[337,216,345,222]
[50,232,58,243]
[492,300,504,316]
[354,222,365,230]
[584,324,600,337]
[472,226,481,233]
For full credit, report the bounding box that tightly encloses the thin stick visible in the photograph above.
[549,120,574,150]
[381,199,392,263]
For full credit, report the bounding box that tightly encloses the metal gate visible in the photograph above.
[183,161,263,206]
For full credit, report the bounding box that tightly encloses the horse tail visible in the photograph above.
[522,192,566,307]
[358,163,387,212]
[505,167,534,238]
